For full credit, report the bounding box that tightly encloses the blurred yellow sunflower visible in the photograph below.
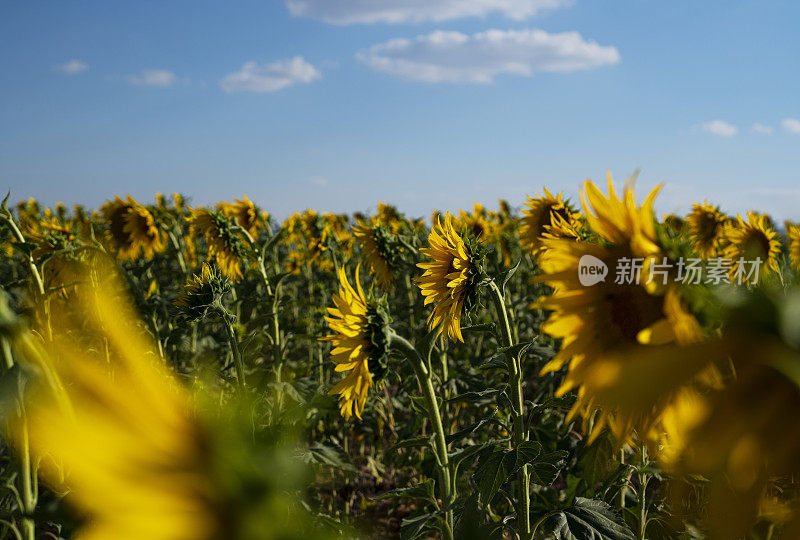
[375,202,403,233]
[722,212,781,283]
[352,222,396,289]
[458,203,493,243]
[100,196,165,261]
[416,212,481,342]
[535,174,703,441]
[220,195,262,239]
[687,202,727,259]
[188,208,247,281]
[20,275,219,540]
[321,267,389,420]
[520,188,581,255]
[784,221,800,271]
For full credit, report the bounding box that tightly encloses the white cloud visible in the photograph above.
[752,123,773,134]
[53,59,88,74]
[701,120,738,137]
[307,176,330,187]
[286,0,572,24]
[357,29,619,84]
[220,57,321,93]
[782,118,800,134]
[127,69,179,87]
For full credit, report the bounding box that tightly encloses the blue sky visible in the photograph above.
[1,0,799,220]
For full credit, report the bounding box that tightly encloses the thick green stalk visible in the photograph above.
[390,333,454,540]
[488,280,531,539]
[1,336,36,540]
[222,314,246,389]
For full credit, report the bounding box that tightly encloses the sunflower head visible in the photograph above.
[375,202,404,233]
[786,221,800,271]
[520,187,582,255]
[416,212,486,342]
[722,211,782,282]
[686,202,728,259]
[219,195,262,239]
[189,208,249,281]
[175,263,231,322]
[321,267,391,421]
[100,195,165,261]
[535,174,702,442]
[352,222,401,289]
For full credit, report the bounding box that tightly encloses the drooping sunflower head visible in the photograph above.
[100,195,165,261]
[722,211,782,282]
[786,221,800,271]
[687,202,728,259]
[219,195,263,239]
[416,212,485,342]
[375,202,404,233]
[352,222,401,289]
[535,174,702,441]
[520,187,582,255]
[321,267,391,421]
[175,263,231,322]
[124,202,166,259]
[188,208,248,281]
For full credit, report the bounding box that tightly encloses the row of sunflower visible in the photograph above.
[1,176,799,539]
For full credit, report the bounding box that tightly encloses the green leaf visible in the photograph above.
[461,323,496,334]
[581,433,614,487]
[497,338,536,361]
[512,441,542,473]
[389,435,432,452]
[544,497,635,540]
[401,510,446,540]
[500,259,521,293]
[301,442,357,473]
[416,324,442,365]
[529,450,569,486]
[446,385,506,404]
[446,411,499,444]
[473,447,516,504]
[375,479,437,506]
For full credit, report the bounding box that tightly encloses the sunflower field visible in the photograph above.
[2,172,800,540]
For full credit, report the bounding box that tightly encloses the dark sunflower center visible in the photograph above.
[742,230,771,261]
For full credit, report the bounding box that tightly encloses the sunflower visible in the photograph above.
[458,203,494,243]
[535,173,703,441]
[100,196,165,261]
[124,202,166,259]
[175,263,230,321]
[220,195,262,239]
[18,274,219,540]
[785,221,800,271]
[12,267,324,540]
[416,212,483,342]
[321,267,389,420]
[188,208,248,281]
[352,222,398,289]
[520,188,582,255]
[375,202,404,233]
[655,291,800,538]
[722,212,781,284]
[686,202,727,259]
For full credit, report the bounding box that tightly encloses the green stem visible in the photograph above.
[488,280,531,539]
[390,332,454,540]
[222,313,246,389]
[1,336,36,540]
